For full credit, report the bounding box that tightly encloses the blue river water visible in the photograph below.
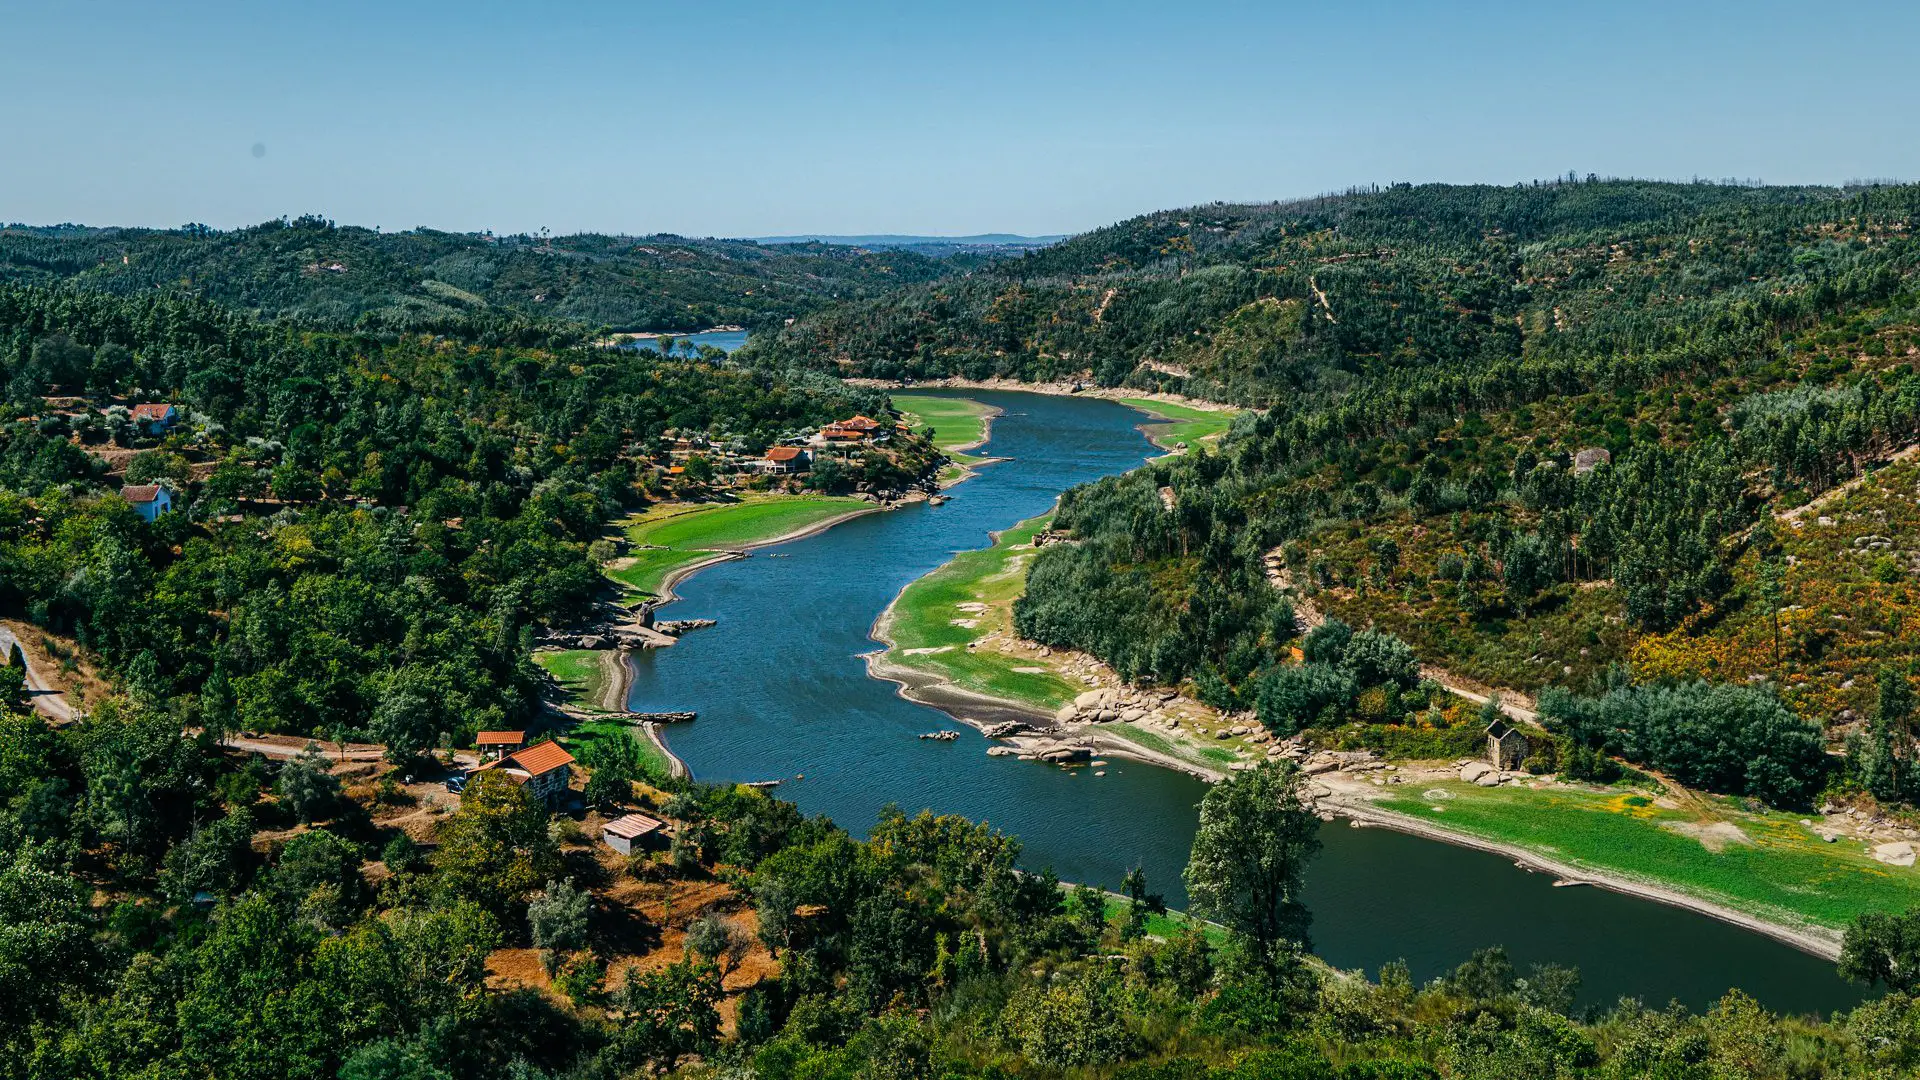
[625,388,1860,1015]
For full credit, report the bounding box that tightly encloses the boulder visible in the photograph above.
[1873,842,1917,867]
[1075,690,1105,709]
[1474,771,1503,787]
[1055,704,1079,724]
[1460,762,1494,783]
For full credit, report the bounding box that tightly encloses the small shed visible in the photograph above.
[602,812,666,855]
[1485,718,1530,771]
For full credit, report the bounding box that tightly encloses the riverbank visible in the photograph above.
[1309,770,1852,960]
[860,401,1920,957]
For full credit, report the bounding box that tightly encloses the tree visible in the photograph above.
[527,877,591,954]
[431,770,559,921]
[270,827,368,928]
[1120,866,1166,941]
[1184,760,1322,970]
[1001,966,1139,1068]
[1839,906,1920,993]
[605,959,721,1073]
[1860,666,1918,805]
[0,643,27,714]
[277,743,342,824]
[160,806,256,903]
[0,846,98,1050]
[369,666,441,765]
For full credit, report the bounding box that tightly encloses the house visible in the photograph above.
[120,484,174,521]
[841,415,882,433]
[760,446,811,474]
[1485,719,1530,771]
[476,730,526,761]
[819,423,865,443]
[475,740,576,806]
[601,812,667,855]
[129,403,178,435]
[1572,447,1612,475]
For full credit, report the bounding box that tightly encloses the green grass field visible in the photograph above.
[880,513,1081,708]
[560,718,671,782]
[606,495,867,596]
[533,649,610,709]
[1377,781,1920,931]
[1117,397,1238,449]
[895,394,995,482]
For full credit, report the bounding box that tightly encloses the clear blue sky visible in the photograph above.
[4,1,1917,237]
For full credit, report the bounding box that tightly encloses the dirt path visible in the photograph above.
[219,734,388,761]
[1776,441,1920,523]
[0,624,74,723]
[1261,552,1540,725]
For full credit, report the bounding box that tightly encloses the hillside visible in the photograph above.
[751,179,1920,813]
[0,217,974,335]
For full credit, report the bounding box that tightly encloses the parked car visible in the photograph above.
[444,771,470,794]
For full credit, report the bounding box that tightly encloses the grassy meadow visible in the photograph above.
[606,495,868,596]
[894,393,995,483]
[1117,397,1238,449]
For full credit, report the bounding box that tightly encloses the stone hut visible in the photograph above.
[1485,718,1530,771]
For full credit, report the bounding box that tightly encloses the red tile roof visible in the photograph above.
[506,741,575,777]
[764,446,806,462]
[130,403,175,422]
[842,415,882,431]
[476,731,526,746]
[120,485,162,504]
[603,813,665,840]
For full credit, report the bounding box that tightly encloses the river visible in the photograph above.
[626,388,1859,1015]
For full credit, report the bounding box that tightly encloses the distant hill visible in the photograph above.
[752,233,1067,253]
[0,218,975,334]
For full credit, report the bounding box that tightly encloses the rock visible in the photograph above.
[1055,704,1079,723]
[1873,842,1917,867]
[982,721,1029,739]
[1120,709,1146,723]
[986,746,1017,757]
[1075,690,1105,709]
[1214,730,1233,740]
[1460,762,1494,783]
[1303,761,1340,775]
[1474,772,1503,787]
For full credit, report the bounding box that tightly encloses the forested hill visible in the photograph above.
[745,179,1913,403]
[0,217,972,336]
[754,179,1920,812]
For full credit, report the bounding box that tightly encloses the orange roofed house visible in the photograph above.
[476,730,526,761]
[760,446,811,474]
[475,740,576,806]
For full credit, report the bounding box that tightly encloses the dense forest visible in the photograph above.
[0,218,977,335]
[7,700,1920,1080]
[750,179,1920,810]
[0,282,909,749]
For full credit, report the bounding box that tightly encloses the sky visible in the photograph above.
[4,0,1918,238]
